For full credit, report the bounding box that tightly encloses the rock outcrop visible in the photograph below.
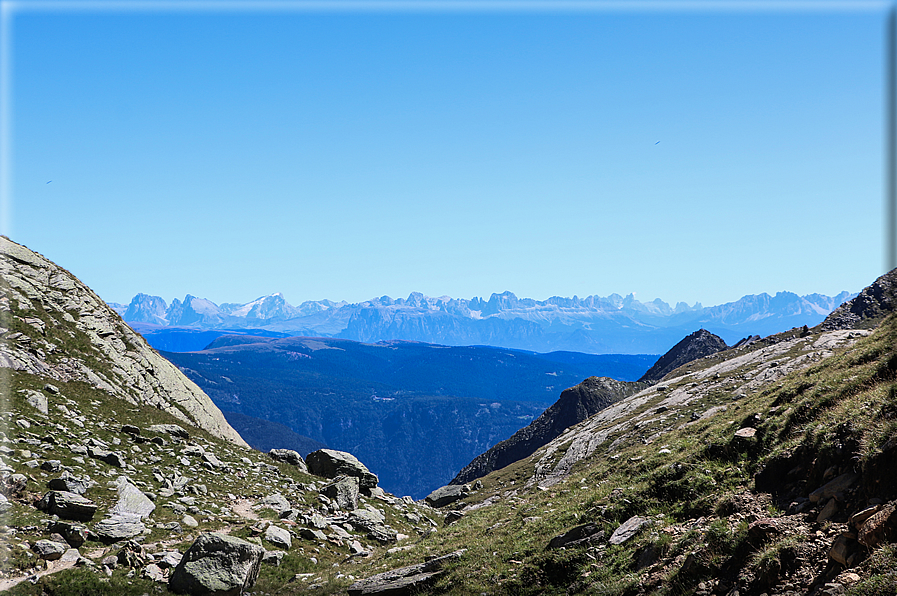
[822,267,897,330]
[0,236,247,447]
[638,328,728,382]
[451,376,640,485]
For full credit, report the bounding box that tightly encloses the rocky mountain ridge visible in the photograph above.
[112,287,855,355]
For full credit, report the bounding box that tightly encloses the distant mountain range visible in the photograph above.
[108,288,856,354]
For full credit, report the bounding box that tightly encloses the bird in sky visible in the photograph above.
[46,181,51,184]
[654,141,660,145]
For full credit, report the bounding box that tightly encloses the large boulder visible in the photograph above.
[169,533,264,596]
[306,449,378,489]
[37,491,97,522]
[425,484,467,508]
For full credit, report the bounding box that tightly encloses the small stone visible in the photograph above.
[264,525,292,549]
[182,515,199,528]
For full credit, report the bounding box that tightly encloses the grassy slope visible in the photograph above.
[383,314,897,595]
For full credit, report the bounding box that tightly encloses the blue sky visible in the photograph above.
[2,1,890,307]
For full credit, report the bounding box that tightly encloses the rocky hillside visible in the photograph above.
[0,238,245,447]
[450,377,644,487]
[638,328,729,382]
[0,238,453,595]
[354,268,897,596]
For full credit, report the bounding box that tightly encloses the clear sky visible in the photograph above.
[2,1,890,308]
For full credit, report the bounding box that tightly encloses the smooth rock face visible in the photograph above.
[321,475,360,511]
[0,238,247,448]
[306,449,378,489]
[37,491,98,522]
[169,533,265,596]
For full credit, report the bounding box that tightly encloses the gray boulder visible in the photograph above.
[320,475,360,511]
[94,516,146,542]
[109,476,156,519]
[169,533,264,596]
[20,389,48,415]
[348,550,465,595]
[264,525,291,550]
[425,484,467,508]
[37,491,97,521]
[609,516,650,545]
[258,493,290,513]
[88,446,125,468]
[48,471,94,495]
[268,449,308,473]
[32,539,68,561]
[306,449,378,489]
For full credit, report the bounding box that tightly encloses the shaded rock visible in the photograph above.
[858,503,897,549]
[818,499,839,522]
[37,491,98,521]
[810,473,859,503]
[268,448,308,473]
[321,475,360,511]
[87,446,125,468]
[547,523,604,549]
[444,511,464,526]
[299,528,327,542]
[264,525,291,550]
[349,509,397,544]
[121,424,141,435]
[48,522,89,548]
[32,539,68,561]
[48,471,94,495]
[748,518,781,544]
[40,460,63,473]
[425,484,467,508]
[829,534,856,567]
[609,516,649,545]
[169,533,265,596]
[262,550,285,566]
[348,550,465,596]
[306,449,378,489]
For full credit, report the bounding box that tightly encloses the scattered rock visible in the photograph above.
[262,550,285,566]
[48,522,89,548]
[258,493,290,513]
[94,516,146,542]
[147,424,190,440]
[169,533,265,596]
[809,473,859,503]
[817,498,839,522]
[444,511,464,526]
[21,389,48,415]
[858,503,897,548]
